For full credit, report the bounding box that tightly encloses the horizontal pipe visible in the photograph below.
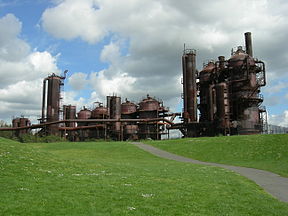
[59,124,105,131]
[0,118,174,131]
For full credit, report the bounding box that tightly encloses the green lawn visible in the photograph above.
[0,137,288,215]
[146,134,288,177]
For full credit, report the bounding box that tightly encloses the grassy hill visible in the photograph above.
[146,134,288,177]
[0,137,288,215]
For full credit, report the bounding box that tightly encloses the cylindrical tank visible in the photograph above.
[46,75,62,122]
[121,100,137,115]
[228,46,255,68]
[139,95,159,119]
[108,96,121,133]
[124,125,138,134]
[215,83,230,130]
[199,62,215,83]
[138,95,160,140]
[182,49,197,122]
[139,96,159,112]
[77,107,92,119]
[12,118,20,128]
[63,105,76,127]
[238,106,260,135]
[12,117,30,136]
[218,56,226,69]
[123,125,139,140]
[91,106,108,119]
[245,32,253,57]
[121,99,137,119]
[19,118,30,127]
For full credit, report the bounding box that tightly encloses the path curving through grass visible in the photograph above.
[132,142,288,203]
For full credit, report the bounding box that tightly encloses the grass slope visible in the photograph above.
[0,137,288,215]
[146,134,288,177]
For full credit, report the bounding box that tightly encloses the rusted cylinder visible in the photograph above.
[91,106,108,119]
[121,100,137,114]
[245,32,253,57]
[12,118,20,128]
[77,108,92,119]
[124,125,138,134]
[215,83,230,128]
[182,55,187,116]
[63,105,76,127]
[47,75,61,122]
[109,96,121,132]
[139,96,159,112]
[41,79,47,122]
[185,51,197,122]
[239,106,260,135]
[218,56,225,69]
[121,100,137,119]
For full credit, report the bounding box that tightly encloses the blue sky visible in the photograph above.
[0,0,288,127]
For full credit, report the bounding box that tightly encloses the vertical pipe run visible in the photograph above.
[245,32,253,57]
[218,56,225,69]
[182,55,187,116]
[185,50,197,122]
[41,78,47,122]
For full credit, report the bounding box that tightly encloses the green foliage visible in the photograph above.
[40,135,66,143]
[16,134,66,143]
[0,131,13,139]
[146,134,288,177]
[0,120,13,139]
[0,137,287,215]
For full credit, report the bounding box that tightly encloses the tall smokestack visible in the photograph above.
[182,48,197,123]
[245,32,253,57]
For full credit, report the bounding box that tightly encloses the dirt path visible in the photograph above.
[131,142,288,203]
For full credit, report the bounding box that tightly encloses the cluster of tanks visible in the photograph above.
[60,95,171,141]
[172,32,267,137]
[1,32,267,140]
[6,71,173,141]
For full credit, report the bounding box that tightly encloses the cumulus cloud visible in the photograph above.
[0,13,30,61]
[42,0,105,44]
[68,72,89,90]
[40,0,288,124]
[269,111,288,127]
[0,14,60,122]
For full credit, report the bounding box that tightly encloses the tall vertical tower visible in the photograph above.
[41,71,67,135]
[182,48,197,123]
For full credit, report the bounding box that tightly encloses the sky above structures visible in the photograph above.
[0,0,288,126]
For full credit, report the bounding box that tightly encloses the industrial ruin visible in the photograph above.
[172,32,267,137]
[0,32,267,140]
[3,70,174,141]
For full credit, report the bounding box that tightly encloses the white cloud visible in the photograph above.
[100,42,121,63]
[0,13,61,123]
[68,72,89,90]
[269,111,288,127]
[40,0,288,116]
[41,0,105,44]
[90,70,136,97]
[0,13,30,61]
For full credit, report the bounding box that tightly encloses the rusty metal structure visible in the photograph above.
[41,71,67,135]
[0,32,268,140]
[1,68,172,140]
[12,117,31,137]
[172,32,267,137]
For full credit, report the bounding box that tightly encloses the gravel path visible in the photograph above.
[131,142,288,203]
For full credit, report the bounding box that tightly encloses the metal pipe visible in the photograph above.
[41,78,48,122]
[218,56,225,69]
[255,60,266,86]
[182,54,187,115]
[185,50,197,122]
[245,32,253,57]
[0,118,174,131]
